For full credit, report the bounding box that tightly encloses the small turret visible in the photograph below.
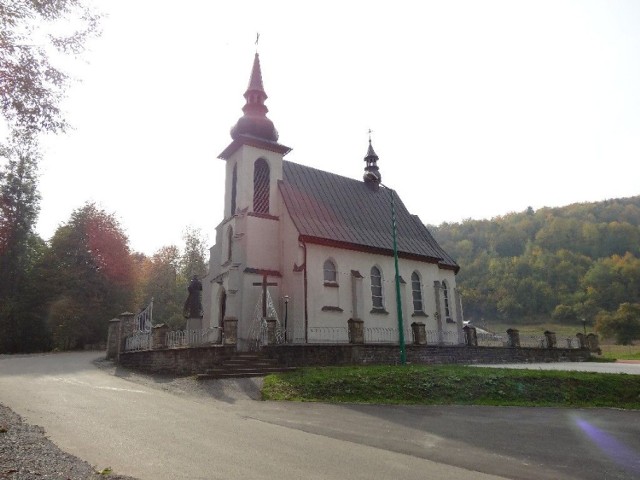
[363,135,381,187]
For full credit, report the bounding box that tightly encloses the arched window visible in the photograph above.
[323,259,337,283]
[411,271,423,313]
[227,226,233,262]
[370,266,383,309]
[253,158,270,213]
[230,163,237,215]
[442,281,451,320]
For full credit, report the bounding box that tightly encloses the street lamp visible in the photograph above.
[581,318,587,335]
[365,172,406,365]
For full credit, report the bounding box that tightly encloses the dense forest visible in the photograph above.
[430,196,640,341]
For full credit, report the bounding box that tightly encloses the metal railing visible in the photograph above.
[125,332,151,351]
[476,332,508,347]
[562,337,581,349]
[166,328,221,348]
[364,327,399,343]
[519,335,548,348]
[308,327,349,344]
[425,329,461,345]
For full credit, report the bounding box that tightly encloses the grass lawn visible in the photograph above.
[262,365,640,409]
[600,344,640,361]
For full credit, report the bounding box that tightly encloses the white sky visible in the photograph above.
[35,0,640,255]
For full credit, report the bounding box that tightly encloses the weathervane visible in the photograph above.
[255,32,260,52]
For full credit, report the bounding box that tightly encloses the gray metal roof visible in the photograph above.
[279,161,459,271]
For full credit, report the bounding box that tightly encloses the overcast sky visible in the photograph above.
[33,0,640,255]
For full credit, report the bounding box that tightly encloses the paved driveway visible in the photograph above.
[1,352,639,480]
[472,361,640,374]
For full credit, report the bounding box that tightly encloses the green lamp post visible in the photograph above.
[387,185,407,365]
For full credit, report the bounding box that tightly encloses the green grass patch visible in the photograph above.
[262,365,640,409]
[600,344,640,361]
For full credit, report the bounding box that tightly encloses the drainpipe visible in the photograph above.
[301,237,309,343]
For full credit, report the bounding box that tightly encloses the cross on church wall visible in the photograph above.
[252,274,278,318]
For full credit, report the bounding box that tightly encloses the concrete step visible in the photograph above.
[196,366,297,380]
[222,358,278,366]
[195,352,295,380]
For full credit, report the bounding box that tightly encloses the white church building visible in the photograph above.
[202,53,463,351]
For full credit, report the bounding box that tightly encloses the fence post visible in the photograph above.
[117,312,135,360]
[463,325,478,346]
[348,318,364,344]
[411,322,427,345]
[586,333,601,354]
[106,318,121,360]
[152,324,169,349]
[544,330,557,349]
[223,317,238,345]
[506,328,520,348]
[266,318,277,344]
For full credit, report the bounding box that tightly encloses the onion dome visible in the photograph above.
[230,53,279,142]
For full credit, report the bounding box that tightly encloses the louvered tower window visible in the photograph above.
[227,227,233,262]
[230,164,237,216]
[253,159,270,214]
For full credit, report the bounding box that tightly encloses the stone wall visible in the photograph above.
[118,343,590,375]
[119,345,236,375]
[263,344,591,367]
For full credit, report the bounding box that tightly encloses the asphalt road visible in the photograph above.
[0,352,639,480]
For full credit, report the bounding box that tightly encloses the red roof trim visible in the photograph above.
[300,235,458,272]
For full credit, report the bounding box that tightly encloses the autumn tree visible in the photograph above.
[1,0,100,137]
[41,203,135,349]
[140,246,184,329]
[0,1,100,352]
[180,227,208,281]
[596,303,640,345]
[136,228,209,330]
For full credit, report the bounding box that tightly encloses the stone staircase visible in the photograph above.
[196,352,296,380]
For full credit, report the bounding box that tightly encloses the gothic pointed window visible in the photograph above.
[253,158,270,214]
[442,281,451,320]
[230,163,237,216]
[323,259,337,284]
[227,226,233,262]
[370,266,384,309]
[411,271,424,313]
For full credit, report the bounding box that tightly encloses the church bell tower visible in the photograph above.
[207,52,291,349]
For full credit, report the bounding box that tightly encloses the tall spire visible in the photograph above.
[230,53,279,142]
[247,52,265,93]
[363,130,381,186]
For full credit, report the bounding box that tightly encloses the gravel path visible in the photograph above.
[0,403,137,480]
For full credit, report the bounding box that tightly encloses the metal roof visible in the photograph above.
[279,161,459,271]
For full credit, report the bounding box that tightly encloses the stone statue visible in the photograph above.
[183,275,203,319]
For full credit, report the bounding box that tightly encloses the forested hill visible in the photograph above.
[429,196,640,327]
